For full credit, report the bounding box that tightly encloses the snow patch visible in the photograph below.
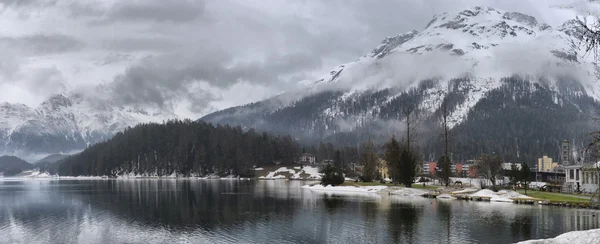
[451,188,479,194]
[517,228,600,244]
[391,188,428,197]
[302,184,387,194]
[15,170,56,178]
[437,193,457,199]
[258,166,322,180]
[467,189,533,202]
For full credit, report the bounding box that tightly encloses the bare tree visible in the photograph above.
[398,102,420,187]
[577,18,600,150]
[478,154,503,190]
[360,138,378,182]
[401,102,419,152]
[439,98,453,186]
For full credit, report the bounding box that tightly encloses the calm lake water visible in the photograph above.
[0,179,599,244]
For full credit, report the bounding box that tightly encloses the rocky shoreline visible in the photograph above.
[419,189,600,210]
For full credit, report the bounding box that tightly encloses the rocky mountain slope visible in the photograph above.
[0,94,173,161]
[202,6,600,164]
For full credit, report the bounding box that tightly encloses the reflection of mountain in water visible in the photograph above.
[1,180,600,243]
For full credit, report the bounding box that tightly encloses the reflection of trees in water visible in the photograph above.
[510,215,532,241]
[387,203,420,243]
[67,180,301,231]
[0,203,87,243]
[359,200,378,222]
[438,201,452,243]
[322,195,346,214]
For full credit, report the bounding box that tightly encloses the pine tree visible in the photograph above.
[439,97,453,187]
[320,164,345,186]
[520,164,531,194]
[385,136,401,184]
[438,155,451,186]
[398,144,418,187]
[360,139,378,182]
[508,163,520,187]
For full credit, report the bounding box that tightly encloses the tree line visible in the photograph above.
[57,120,301,177]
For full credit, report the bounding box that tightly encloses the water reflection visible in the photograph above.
[1,179,600,244]
[322,195,346,214]
[510,215,532,241]
[387,202,420,243]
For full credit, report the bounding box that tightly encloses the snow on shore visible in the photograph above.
[451,188,479,194]
[259,166,321,180]
[518,228,600,244]
[302,184,387,194]
[16,170,55,178]
[390,188,428,197]
[466,189,533,202]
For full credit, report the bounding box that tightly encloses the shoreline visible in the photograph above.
[4,176,599,210]
[303,183,600,210]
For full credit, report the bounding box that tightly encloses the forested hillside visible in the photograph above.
[57,120,302,177]
[204,76,600,165]
[0,155,33,176]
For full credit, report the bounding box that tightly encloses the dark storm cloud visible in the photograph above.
[66,1,104,18]
[0,0,578,117]
[0,0,56,8]
[95,0,206,24]
[100,37,179,51]
[0,34,84,55]
[95,53,132,66]
[101,0,547,113]
[109,49,321,111]
[28,66,67,94]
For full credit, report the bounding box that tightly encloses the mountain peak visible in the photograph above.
[370,30,419,59]
[41,94,72,110]
[426,6,547,35]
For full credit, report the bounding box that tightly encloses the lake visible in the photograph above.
[0,179,599,244]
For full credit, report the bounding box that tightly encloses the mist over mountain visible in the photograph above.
[0,93,173,161]
[202,6,600,165]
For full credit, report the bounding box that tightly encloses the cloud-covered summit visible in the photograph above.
[0,0,597,118]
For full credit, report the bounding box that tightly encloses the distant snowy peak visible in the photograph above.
[0,93,175,160]
[311,6,589,90]
[390,6,577,60]
[369,30,419,59]
[40,94,73,111]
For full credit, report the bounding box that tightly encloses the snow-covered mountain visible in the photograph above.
[202,6,600,164]
[0,94,174,161]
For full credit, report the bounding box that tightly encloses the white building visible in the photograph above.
[501,162,522,171]
[564,165,582,193]
[563,164,599,194]
[299,153,316,165]
[580,164,600,194]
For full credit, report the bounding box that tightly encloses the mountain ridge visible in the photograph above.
[0,93,175,161]
[201,6,600,164]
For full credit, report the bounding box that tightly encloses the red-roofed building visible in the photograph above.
[428,162,437,176]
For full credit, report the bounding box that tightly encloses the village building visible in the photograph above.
[379,159,389,179]
[426,162,436,176]
[537,156,554,172]
[501,162,522,171]
[580,163,600,194]
[564,164,583,193]
[298,153,316,165]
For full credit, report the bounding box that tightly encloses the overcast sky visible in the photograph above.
[0,0,594,119]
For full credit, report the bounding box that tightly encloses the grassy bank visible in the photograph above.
[517,190,591,203]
